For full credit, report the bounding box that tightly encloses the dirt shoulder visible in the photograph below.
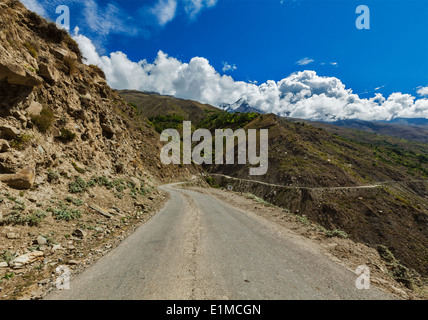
[0,183,170,300]
[185,185,427,300]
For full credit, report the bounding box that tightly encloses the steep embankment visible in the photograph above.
[0,0,199,299]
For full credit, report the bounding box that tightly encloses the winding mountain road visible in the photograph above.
[46,184,393,300]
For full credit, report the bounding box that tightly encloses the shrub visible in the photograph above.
[27,210,48,226]
[325,229,349,239]
[23,42,38,58]
[65,196,83,206]
[47,170,60,183]
[72,162,85,174]
[49,202,82,221]
[31,107,54,133]
[68,176,87,194]
[58,128,76,142]
[89,64,106,79]
[10,133,33,150]
[64,56,77,76]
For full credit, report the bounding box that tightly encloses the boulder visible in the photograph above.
[0,139,10,152]
[0,62,43,86]
[35,235,47,245]
[9,251,44,268]
[0,166,36,189]
[0,125,20,139]
[26,101,43,117]
[38,63,59,82]
[72,228,87,239]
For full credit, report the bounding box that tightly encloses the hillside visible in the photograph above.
[120,91,428,283]
[0,0,199,299]
[118,89,219,125]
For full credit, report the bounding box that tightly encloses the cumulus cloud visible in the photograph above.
[417,86,428,97]
[296,58,314,66]
[222,62,237,73]
[73,32,428,122]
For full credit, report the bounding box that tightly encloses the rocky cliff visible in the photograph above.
[0,0,199,299]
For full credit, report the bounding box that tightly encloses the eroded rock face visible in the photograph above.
[0,166,36,189]
[0,62,43,87]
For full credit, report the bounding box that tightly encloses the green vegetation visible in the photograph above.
[71,162,85,174]
[1,210,47,227]
[48,202,82,221]
[377,245,420,289]
[149,114,186,133]
[1,250,15,263]
[47,169,60,183]
[198,111,259,130]
[31,107,54,133]
[23,42,38,58]
[325,229,349,239]
[10,133,33,150]
[68,176,88,194]
[65,196,83,206]
[58,128,76,142]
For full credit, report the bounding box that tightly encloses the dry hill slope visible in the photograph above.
[0,0,199,299]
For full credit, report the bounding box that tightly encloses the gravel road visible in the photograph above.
[46,184,393,300]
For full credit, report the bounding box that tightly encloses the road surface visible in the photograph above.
[46,184,393,300]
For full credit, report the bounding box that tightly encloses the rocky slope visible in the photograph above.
[0,0,200,299]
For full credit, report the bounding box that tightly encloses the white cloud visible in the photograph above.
[417,86,428,97]
[184,0,218,19]
[296,58,314,66]
[150,0,178,26]
[20,0,47,16]
[222,62,237,73]
[73,32,428,122]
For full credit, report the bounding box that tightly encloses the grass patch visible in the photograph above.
[57,128,76,143]
[31,107,54,133]
[49,202,82,221]
[23,42,38,58]
[10,133,33,150]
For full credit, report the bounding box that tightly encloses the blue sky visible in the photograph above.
[21,0,428,121]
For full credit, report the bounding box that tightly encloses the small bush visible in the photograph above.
[49,202,82,221]
[72,162,85,174]
[27,210,48,226]
[68,176,87,194]
[58,128,76,142]
[89,64,106,79]
[325,229,349,239]
[31,107,54,133]
[47,170,60,183]
[64,56,77,76]
[65,196,83,206]
[10,133,33,150]
[23,42,38,58]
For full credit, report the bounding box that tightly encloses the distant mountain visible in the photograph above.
[118,89,220,124]
[382,118,428,126]
[223,99,428,144]
[221,99,265,114]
